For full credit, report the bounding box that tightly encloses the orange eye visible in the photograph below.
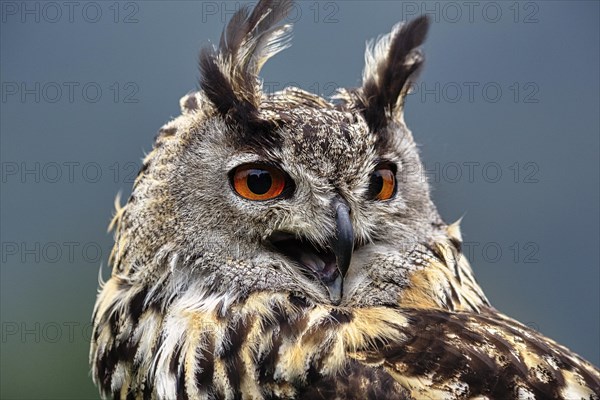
[231,164,288,201]
[368,165,396,201]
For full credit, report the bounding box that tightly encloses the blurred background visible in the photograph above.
[1,1,598,398]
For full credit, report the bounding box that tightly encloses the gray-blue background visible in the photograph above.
[1,1,598,398]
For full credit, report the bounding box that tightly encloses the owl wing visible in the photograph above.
[338,309,599,400]
[204,298,600,400]
[284,308,600,400]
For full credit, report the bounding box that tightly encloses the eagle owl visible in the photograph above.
[90,1,600,398]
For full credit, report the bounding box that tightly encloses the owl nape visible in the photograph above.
[90,1,600,399]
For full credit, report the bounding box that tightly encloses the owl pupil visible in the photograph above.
[370,173,384,195]
[247,170,272,195]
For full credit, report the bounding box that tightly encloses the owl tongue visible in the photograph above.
[296,244,339,283]
[268,233,340,284]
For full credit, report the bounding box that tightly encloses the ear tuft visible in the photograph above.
[358,15,430,132]
[199,0,293,129]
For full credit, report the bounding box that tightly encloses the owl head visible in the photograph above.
[111,0,442,310]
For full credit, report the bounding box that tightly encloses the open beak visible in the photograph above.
[268,196,354,305]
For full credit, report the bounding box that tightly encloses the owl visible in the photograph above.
[90,1,600,399]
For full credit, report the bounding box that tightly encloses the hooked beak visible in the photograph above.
[327,197,354,304]
[267,196,355,305]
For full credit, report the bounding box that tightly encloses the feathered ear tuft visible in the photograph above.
[358,15,430,133]
[199,0,293,129]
